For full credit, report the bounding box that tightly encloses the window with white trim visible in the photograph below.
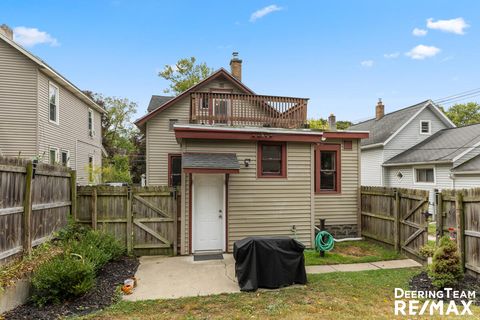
[88,109,94,137]
[420,120,431,134]
[49,83,59,124]
[415,168,434,183]
[49,148,58,165]
[61,150,70,167]
[88,155,94,183]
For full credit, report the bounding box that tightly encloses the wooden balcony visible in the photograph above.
[190,92,308,129]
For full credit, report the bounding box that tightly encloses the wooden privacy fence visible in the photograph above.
[0,156,74,263]
[360,186,429,261]
[76,186,180,256]
[436,188,480,277]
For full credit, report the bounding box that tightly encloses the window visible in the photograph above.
[88,155,94,183]
[396,171,404,180]
[257,142,286,178]
[49,83,59,124]
[168,154,182,187]
[315,144,341,193]
[49,148,58,165]
[415,168,434,183]
[61,150,69,167]
[420,120,431,134]
[169,119,178,131]
[201,96,209,109]
[88,109,94,137]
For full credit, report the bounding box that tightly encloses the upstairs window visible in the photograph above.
[257,142,286,178]
[420,120,431,134]
[168,154,182,187]
[315,144,341,193]
[88,109,94,137]
[415,168,434,183]
[49,83,59,124]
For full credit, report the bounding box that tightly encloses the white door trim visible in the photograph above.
[192,174,226,252]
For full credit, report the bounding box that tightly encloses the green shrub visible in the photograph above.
[31,254,95,306]
[428,236,463,288]
[419,242,436,258]
[67,230,125,272]
[56,217,89,242]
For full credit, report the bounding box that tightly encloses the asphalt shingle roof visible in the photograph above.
[182,153,240,170]
[147,95,175,112]
[384,123,480,165]
[452,155,480,172]
[349,100,430,146]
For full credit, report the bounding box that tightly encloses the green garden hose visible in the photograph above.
[315,230,334,252]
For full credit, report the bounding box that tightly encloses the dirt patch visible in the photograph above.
[335,245,374,257]
[4,256,139,320]
[410,271,480,306]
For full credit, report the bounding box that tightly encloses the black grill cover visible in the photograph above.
[233,236,307,291]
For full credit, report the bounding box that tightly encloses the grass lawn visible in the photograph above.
[428,222,436,235]
[304,240,404,266]
[82,268,478,320]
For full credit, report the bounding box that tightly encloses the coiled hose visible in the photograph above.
[315,230,334,252]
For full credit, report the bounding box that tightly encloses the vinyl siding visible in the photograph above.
[383,107,450,161]
[37,71,102,184]
[182,140,313,254]
[0,38,37,157]
[453,175,480,189]
[385,164,453,189]
[314,139,360,226]
[360,147,384,186]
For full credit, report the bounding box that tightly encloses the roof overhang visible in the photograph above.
[182,152,240,174]
[174,125,369,143]
[360,142,383,150]
[0,34,104,114]
[383,160,452,167]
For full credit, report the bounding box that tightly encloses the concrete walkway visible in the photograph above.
[124,255,422,301]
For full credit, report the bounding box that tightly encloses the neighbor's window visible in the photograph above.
[49,148,58,165]
[61,150,69,167]
[168,154,182,187]
[415,168,434,183]
[49,83,59,123]
[88,109,94,137]
[88,155,94,183]
[420,120,431,134]
[315,144,341,193]
[257,142,286,178]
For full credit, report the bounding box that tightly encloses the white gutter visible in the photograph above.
[360,142,383,150]
[383,160,452,167]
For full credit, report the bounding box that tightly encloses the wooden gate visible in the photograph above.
[76,186,180,256]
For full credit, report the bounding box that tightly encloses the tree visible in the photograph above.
[429,236,463,288]
[158,57,213,95]
[443,102,480,127]
[308,118,353,130]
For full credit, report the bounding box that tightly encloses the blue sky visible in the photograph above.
[2,0,479,122]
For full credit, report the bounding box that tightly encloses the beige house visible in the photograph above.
[0,25,105,184]
[135,53,368,254]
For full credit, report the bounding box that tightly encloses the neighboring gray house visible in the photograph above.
[0,25,105,184]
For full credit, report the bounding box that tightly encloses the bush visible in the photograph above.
[428,236,463,288]
[67,230,125,272]
[419,242,436,258]
[31,254,95,306]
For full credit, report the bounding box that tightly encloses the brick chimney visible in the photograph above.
[0,24,13,40]
[230,52,242,82]
[376,98,385,120]
[328,113,337,131]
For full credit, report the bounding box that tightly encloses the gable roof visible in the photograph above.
[147,95,175,112]
[0,32,104,114]
[384,123,480,166]
[349,100,455,148]
[452,154,480,173]
[134,68,254,128]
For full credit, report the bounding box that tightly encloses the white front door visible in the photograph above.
[193,174,225,252]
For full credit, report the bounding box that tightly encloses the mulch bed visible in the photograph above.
[4,256,139,320]
[410,271,480,306]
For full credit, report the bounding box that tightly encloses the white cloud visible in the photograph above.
[13,26,59,47]
[384,52,400,59]
[250,5,283,22]
[412,28,428,36]
[360,60,374,67]
[426,17,469,35]
[405,45,441,60]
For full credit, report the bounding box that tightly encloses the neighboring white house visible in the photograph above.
[0,24,105,184]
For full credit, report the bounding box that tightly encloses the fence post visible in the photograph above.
[126,186,133,255]
[393,188,401,253]
[435,190,443,245]
[91,187,97,230]
[23,162,33,255]
[455,191,465,271]
[70,170,77,221]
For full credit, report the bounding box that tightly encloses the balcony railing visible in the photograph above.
[190,92,308,129]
